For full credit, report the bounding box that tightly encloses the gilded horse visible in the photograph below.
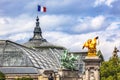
[82,36,99,56]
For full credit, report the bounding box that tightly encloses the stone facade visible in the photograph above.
[83,56,101,80]
[58,69,79,80]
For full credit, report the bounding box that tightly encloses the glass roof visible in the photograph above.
[0,40,64,70]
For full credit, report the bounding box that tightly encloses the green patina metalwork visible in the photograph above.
[61,50,78,70]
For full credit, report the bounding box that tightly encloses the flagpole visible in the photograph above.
[37,4,39,17]
[37,4,46,26]
[37,4,40,27]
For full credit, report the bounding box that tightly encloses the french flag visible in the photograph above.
[38,5,46,12]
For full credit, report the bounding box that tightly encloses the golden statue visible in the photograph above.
[82,36,99,57]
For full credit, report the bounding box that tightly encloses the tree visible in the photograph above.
[100,47,120,80]
[16,77,33,80]
[0,71,5,80]
[100,56,120,80]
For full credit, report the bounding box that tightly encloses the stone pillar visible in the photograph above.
[94,67,100,80]
[83,56,101,80]
[85,67,89,80]
[58,69,79,80]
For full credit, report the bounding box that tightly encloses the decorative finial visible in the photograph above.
[36,16,39,27]
[29,16,47,42]
[36,16,39,22]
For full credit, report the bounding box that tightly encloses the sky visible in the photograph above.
[0,0,120,60]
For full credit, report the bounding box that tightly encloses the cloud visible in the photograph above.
[0,15,34,36]
[43,28,120,60]
[0,17,8,24]
[8,32,32,42]
[0,14,120,60]
[106,22,120,30]
[91,15,105,29]
[0,14,76,42]
[73,15,106,33]
[42,18,120,60]
[40,15,74,31]
[94,0,116,7]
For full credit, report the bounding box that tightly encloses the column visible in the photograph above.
[85,67,90,80]
[94,67,100,80]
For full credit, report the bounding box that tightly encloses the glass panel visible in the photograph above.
[1,41,33,67]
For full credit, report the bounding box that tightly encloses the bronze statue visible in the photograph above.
[61,50,78,70]
[82,36,99,57]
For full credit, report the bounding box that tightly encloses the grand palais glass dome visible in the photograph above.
[0,16,65,74]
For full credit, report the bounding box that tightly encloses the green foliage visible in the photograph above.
[16,77,33,80]
[100,56,120,80]
[61,50,78,70]
[0,71,5,80]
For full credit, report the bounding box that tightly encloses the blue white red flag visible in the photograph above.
[38,5,46,12]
